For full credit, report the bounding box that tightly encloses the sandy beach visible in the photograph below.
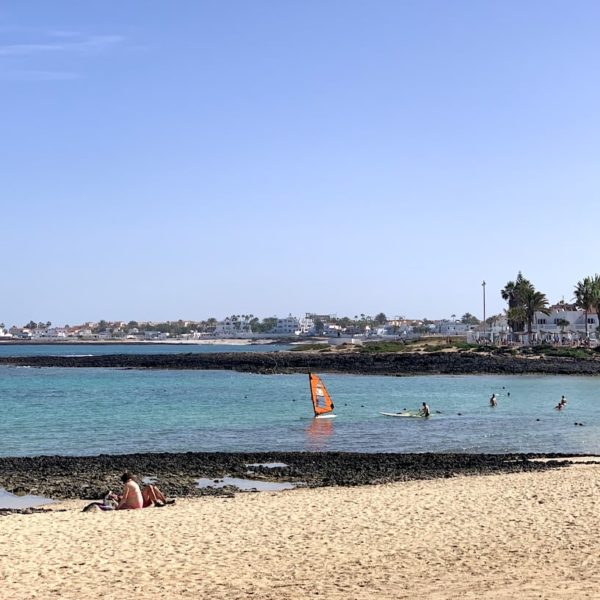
[2,464,599,599]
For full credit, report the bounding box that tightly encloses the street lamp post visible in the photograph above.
[482,280,486,341]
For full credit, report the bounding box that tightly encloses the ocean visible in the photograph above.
[1,357,599,457]
[0,342,291,357]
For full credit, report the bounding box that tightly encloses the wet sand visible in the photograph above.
[2,464,599,599]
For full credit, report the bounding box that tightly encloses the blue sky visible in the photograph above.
[2,1,600,326]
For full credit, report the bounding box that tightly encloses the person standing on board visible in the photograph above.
[420,402,431,417]
[490,393,497,407]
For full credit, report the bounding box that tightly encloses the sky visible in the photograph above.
[2,1,600,326]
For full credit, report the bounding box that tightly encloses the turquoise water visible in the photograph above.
[1,366,599,456]
[0,343,290,357]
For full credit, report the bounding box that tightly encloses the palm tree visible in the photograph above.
[501,272,531,333]
[592,275,600,336]
[574,276,595,338]
[521,284,550,340]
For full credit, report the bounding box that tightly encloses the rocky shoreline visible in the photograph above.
[2,350,600,375]
[0,451,590,503]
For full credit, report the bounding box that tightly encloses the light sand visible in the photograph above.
[2,465,600,599]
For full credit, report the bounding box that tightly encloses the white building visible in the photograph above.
[298,316,316,335]
[323,323,343,337]
[46,327,68,338]
[438,320,471,336]
[272,315,300,335]
[531,304,598,342]
[214,317,253,338]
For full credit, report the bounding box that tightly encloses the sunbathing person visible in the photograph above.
[117,472,173,509]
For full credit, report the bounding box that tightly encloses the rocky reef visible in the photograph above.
[2,350,600,375]
[0,452,581,501]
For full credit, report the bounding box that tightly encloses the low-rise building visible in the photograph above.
[531,303,597,342]
[214,317,253,338]
[438,320,471,336]
[272,315,300,335]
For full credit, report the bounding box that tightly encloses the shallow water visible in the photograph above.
[0,342,290,357]
[0,489,54,509]
[1,366,599,456]
[196,477,297,491]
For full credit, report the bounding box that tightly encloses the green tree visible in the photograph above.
[574,276,596,337]
[314,318,325,335]
[555,318,570,333]
[461,313,480,326]
[486,314,501,327]
[502,274,550,342]
[374,312,387,325]
[501,272,531,333]
[252,317,277,333]
[93,320,109,333]
[521,285,551,340]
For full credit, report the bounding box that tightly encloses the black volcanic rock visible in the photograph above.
[0,452,584,501]
[1,351,600,375]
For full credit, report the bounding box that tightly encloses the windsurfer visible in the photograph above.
[419,402,431,418]
[490,393,497,407]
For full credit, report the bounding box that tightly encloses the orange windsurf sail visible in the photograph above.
[309,373,335,417]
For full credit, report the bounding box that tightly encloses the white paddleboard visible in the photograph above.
[315,413,337,419]
[380,412,426,418]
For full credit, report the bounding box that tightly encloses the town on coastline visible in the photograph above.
[1,273,599,348]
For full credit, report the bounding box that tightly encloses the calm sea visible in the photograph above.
[0,342,291,357]
[1,361,599,457]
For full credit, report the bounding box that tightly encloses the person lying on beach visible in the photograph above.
[82,491,119,512]
[117,472,174,509]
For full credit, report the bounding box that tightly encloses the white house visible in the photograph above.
[272,315,300,335]
[531,303,598,342]
[46,327,68,338]
[298,316,316,335]
[214,317,253,338]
